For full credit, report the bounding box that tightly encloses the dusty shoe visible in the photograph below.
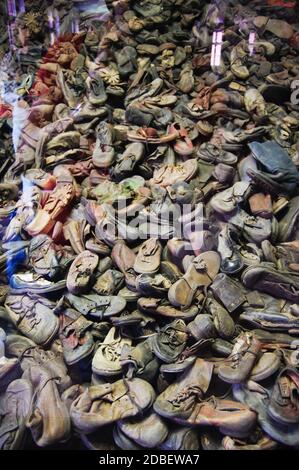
[268,367,299,425]
[250,352,281,382]
[248,193,273,219]
[118,411,168,448]
[137,297,198,320]
[0,378,33,450]
[70,378,155,434]
[24,364,71,447]
[65,292,126,319]
[277,196,299,242]
[248,140,299,196]
[92,121,115,169]
[229,209,273,244]
[0,328,21,393]
[92,327,132,377]
[179,397,256,438]
[134,238,162,274]
[205,297,235,340]
[159,427,199,450]
[233,380,299,447]
[168,251,220,308]
[149,159,198,187]
[135,273,171,297]
[4,293,59,346]
[112,143,145,181]
[218,333,261,384]
[86,72,107,105]
[152,319,188,363]
[222,434,277,451]
[154,358,213,419]
[242,263,299,302]
[210,182,251,215]
[120,337,159,383]
[111,241,137,290]
[187,314,217,341]
[29,234,60,279]
[198,143,238,165]
[59,308,95,366]
[66,250,99,294]
[93,269,124,295]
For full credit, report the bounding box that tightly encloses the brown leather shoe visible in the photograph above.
[183,398,257,438]
[218,333,261,384]
[70,378,155,434]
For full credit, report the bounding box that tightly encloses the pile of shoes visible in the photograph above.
[1,0,299,450]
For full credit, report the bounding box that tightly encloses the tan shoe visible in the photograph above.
[168,251,220,308]
[70,378,155,433]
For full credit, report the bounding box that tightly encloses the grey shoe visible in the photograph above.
[4,294,59,346]
[65,292,126,319]
[233,380,299,447]
[160,427,199,450]
[118,411,168,448]
[0,328,21,392]
[0,378,33,449]
[152,319,188,363]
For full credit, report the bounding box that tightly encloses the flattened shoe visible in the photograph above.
[137,297,198,320]
[210,182,251,215]
[0,378,33,450]
[242,263,299,302]
[168,251,220,308]
[65,292,126,319]
[222,434,277,450]
[70,378,156,434]
[149,159,198,188]
[24,364,71,447]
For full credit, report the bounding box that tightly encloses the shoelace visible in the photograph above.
[170,385,203,406]
[16,307,41,330]
[102,343,121,363]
